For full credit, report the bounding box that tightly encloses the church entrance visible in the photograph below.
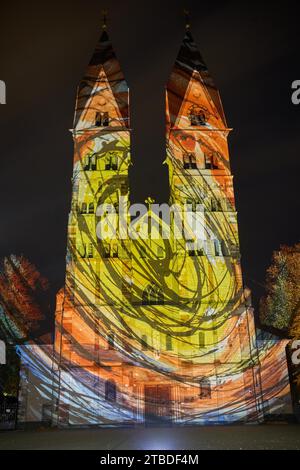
[144,385,173,425]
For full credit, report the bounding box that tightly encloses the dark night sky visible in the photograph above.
[0,0,299,332]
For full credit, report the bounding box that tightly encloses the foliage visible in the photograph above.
[259,243,300,334]
[0,255,49,343]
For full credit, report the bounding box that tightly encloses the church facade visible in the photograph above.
[17,24,292,427]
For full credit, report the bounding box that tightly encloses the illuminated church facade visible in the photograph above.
[17,23,292,427]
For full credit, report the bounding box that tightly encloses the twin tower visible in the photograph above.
[49,26,291,426]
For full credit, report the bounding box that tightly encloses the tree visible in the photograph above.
[0,255,50,343]
[259,243,300,334]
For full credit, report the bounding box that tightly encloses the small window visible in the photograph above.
[205,154,212,169]
[105,153,119,171]
[102,112,109,126]
[83,154,97,171]
[90,155,97,170]
[214,239,222,257]
[183,153,197,170]
[211,198,222,212]
[95,112,101,126]
[102,244,110,258]
[87,243,93,258]
[166,335,173,351]
[95,111,109,127]
[199,378,211,399]
[83,156,90,171]
[205,153,218,170]
[111,155,118,171]
[190,111,206,126]
[111,244,118,258]
[221,240,228,257]
[185,199,201,212]
[199,332,205,348]
[105,380,116,401]
[142,284,164,305]
[105,155,111,170]
[88,203,94,214]
[81,202,87,214]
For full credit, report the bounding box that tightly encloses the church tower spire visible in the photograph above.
[73,22,129,132]
[166,25,226,129]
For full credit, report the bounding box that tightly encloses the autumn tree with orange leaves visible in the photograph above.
[0,255,50,343]
[259,243,300,335]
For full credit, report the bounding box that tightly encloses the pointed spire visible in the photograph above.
[74,13,129,131]
[166,17,227,127]
[176,29,207,74]
[89,25,114,66]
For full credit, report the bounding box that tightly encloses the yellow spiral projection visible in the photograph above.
[51,29,291,426]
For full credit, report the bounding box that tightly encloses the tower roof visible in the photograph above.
[88,30,115,66]
[175,30,207,74]
[166,29,227,128]
[73,26,129,131]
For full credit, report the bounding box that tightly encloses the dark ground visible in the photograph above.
[0,425,300,450]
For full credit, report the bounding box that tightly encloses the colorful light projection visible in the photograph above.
[47,29,291,426]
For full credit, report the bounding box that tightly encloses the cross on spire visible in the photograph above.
[102,9,108,30]
[145,197,155,210]
[183,8,190,30]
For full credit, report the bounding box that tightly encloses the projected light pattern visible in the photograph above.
[30,29,291,426]
[0,255,48,342]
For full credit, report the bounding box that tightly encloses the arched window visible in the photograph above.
[107,332,115,350]
[142,284,164,305]
[105,153,118,171]
[90,154,97,170]
[214,239,222,257]
[183,153,197,170]
[221,240,228,257]
[88,203,94,214]
[87,243,93,258]
[105,380,116,401]
[199,378,211,399]
[83,154,97,171]
[95,111,109,127]
[81,202,87,214]
[211,198,222,212]
[83,156,90,171]
[199,332,205,348]
[190,109,207,126]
